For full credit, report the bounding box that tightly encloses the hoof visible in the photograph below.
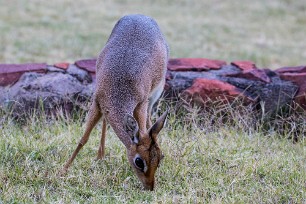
[58,168,68,177]
[95,156,104,161]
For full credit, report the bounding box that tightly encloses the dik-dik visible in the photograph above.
[63,14,169,190]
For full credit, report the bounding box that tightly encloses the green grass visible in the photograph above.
[0,0,306,68]
[0,105,306,203]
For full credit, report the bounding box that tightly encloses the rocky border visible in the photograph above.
[0,58,305,118]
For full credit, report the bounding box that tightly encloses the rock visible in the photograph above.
[0,58,303,120]
[183,78,254,105]
[167,58,226,71]
[165,64,241,98]
[0,63,47,86]
[224,75,297,115]
[279,72,306,109]
[0,71,94,119]
[276,65,306,109]
[75,59,96,73]
[67,64,92,84]
[165,63,298,115]
[47,65,66,73]
[231,61,256,71]
[225,69,271,83]
[276,66,306,74]
[54,62,70,70]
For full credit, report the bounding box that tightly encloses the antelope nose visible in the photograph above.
[143,183,154,191]
[145,180,155,191]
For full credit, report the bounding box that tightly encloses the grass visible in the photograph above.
[0,104,306,203]
[1,0,306,203]
[0,0,306,68]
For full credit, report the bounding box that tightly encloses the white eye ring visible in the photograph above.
[133,154,148,173]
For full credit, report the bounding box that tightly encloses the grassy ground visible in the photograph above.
[0,106,305,203]
[1,0,306,203]
[0,0,306,68]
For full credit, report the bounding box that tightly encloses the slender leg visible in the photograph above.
[63,101,102,171]
[97,119,107,160]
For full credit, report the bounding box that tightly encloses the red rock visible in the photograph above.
[279,72,306,109]
[54,62,69,70]
[231,61,256,71]
[0,63,47,86]
[75,59,97,73]
[183,78,254,105]
[225,69,271,83]
[275,66,306,74]
[167,58,226,71]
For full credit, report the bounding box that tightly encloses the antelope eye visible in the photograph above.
[134,157,144,170]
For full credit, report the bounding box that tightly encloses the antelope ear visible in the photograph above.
[124,114,139,144]
[148,110,168,142]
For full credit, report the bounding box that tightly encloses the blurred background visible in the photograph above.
[0,0,305,69]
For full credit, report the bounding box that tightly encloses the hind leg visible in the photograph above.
[63,100,102,171]
[97,118,107,160]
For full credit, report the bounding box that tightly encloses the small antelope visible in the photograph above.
[63,14,169,190]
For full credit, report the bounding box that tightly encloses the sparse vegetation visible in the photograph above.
[0,102,305,203]
[1,0,306,203]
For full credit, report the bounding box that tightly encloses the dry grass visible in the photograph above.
[0,104,305,203]
[0,0,306,68]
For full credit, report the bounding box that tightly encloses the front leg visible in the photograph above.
[63,101,101,172]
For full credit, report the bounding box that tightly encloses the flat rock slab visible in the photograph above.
[276,66,306,74]
[75,59,96,73]
[0,63,47,86]
[225,69,271,83]
[231,61,257,71]
[54,62,70,70]
[168,58,226,71]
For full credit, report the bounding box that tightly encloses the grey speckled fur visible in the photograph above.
[95,14,169,146]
